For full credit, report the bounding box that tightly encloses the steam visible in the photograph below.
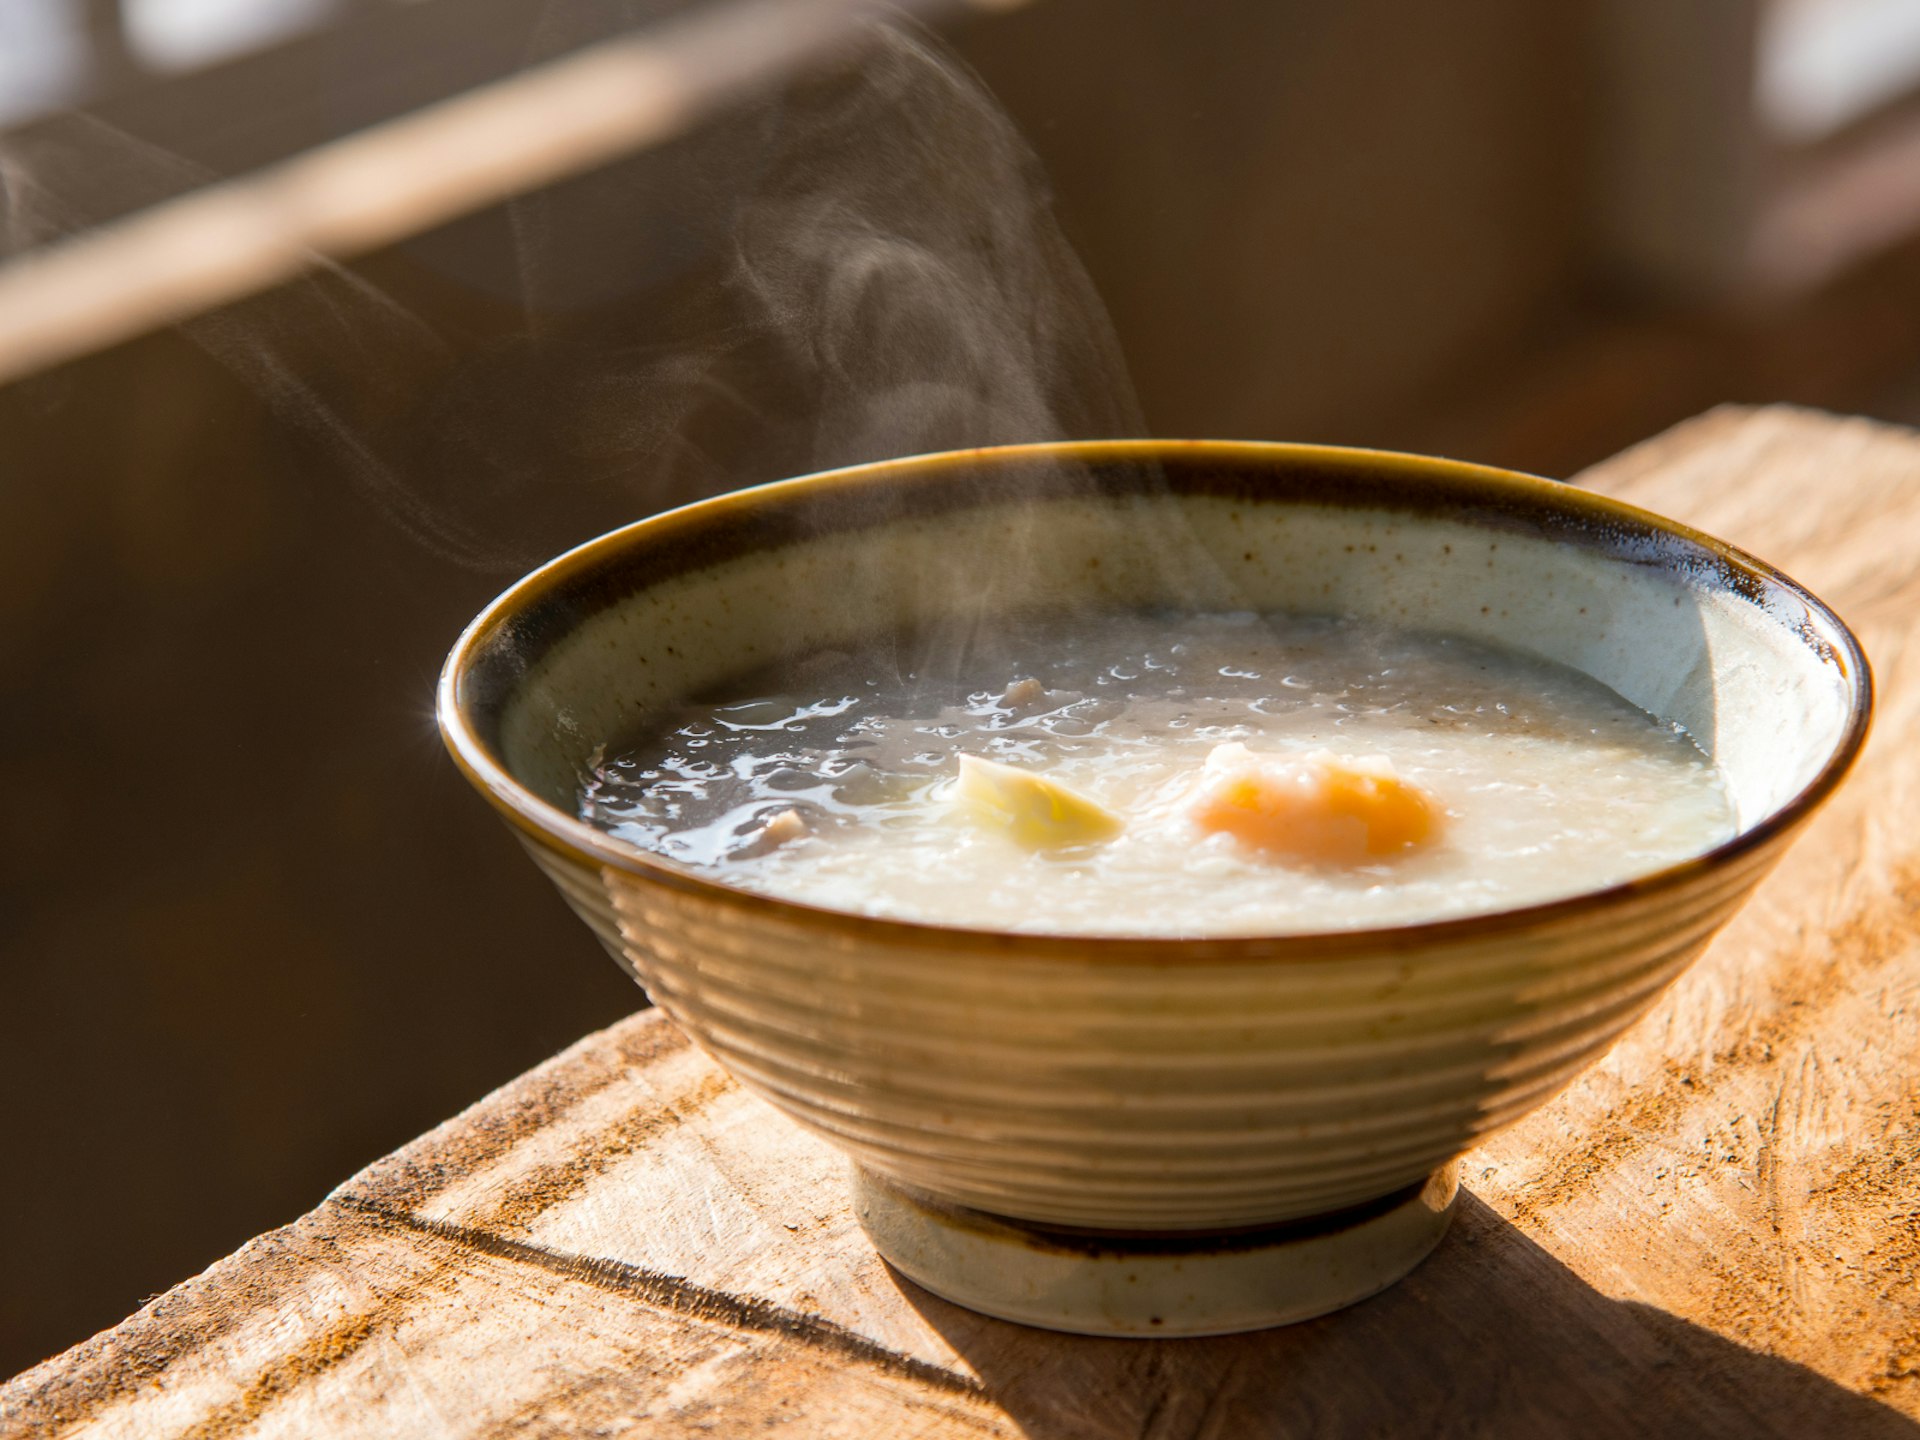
[0,20,1140,574]
[0,114,498,567]
[728,23,1141,468]
[433,17,1141,557]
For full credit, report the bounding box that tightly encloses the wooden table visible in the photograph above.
[7,406,1919,1438]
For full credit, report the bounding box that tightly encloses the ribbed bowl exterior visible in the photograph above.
[442,443,1869,1236]
[521,835,1781,1231]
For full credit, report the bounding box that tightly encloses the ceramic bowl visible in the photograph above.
[437,441,1870,1335]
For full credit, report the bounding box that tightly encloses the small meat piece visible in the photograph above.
[760,808,810,846]
[1001,677,1047,708]
[734,807,811,858]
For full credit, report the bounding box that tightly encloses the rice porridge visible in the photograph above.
[578,612,1734,935]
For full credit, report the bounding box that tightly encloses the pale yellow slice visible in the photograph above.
[953,754,1123,850]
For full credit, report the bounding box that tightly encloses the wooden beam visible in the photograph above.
[0,0,1010,388]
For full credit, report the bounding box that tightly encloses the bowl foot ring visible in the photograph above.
[855,1164,1460,1337]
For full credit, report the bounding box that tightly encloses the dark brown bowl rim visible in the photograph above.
[436,439,1874,962]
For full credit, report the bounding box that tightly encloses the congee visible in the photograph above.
[578,611,1734,935]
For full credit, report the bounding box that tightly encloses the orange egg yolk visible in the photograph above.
[1188,743,1442,864]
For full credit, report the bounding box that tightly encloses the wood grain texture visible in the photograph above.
[5,405,1918,1438]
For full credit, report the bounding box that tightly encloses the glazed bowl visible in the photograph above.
[437,441,1869,1335]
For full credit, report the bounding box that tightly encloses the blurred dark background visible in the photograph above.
[7,0,1920,1377]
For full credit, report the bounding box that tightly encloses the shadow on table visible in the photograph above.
[893,1192,1916,1439]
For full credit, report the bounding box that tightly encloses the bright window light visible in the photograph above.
[1759,0,1920,142]
[123,0,338,74]
[0,0,89,127]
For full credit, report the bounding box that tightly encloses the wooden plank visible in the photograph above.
[1471,404,1920,1403]
[6,405,1919,1437]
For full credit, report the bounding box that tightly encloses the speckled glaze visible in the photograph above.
[438,442,1870,1331]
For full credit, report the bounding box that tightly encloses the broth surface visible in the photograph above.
[579,613,1734,935]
